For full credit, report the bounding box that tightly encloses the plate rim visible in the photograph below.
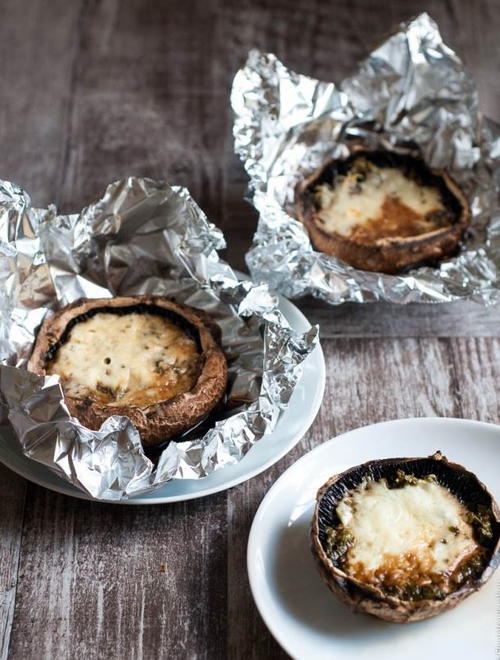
[0,292,325,504]
[247,416,500,658]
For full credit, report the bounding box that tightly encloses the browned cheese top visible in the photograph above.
[314,158,453,243]
[334,476,482,596]
[46,312,201,407]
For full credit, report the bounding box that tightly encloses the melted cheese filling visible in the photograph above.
[336,478,478,590]
[314,161,449,242]
[47,312,201,407]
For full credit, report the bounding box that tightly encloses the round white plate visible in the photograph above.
[0,294,324,504]
[248,417,500,660]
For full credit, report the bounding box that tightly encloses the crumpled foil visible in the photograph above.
[232,13,500,304]
[0,177,317,500]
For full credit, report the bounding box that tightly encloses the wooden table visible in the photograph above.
[1,1,500,658]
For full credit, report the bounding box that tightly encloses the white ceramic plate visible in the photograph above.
[0,294,324,504]
[247,417,500,660]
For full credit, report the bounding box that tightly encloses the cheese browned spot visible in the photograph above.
[335,477,480,595]
[314,159,450,242]
[46,312,201,407]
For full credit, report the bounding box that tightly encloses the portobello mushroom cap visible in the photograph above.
[28,295,228,447]
[310,452,500,623]
[295,151,470,274]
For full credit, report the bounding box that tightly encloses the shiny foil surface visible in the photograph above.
[232,13,500,304]
[0,178,317,500]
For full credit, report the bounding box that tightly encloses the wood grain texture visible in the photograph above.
[449,337,500,422]
[1,1,500,658]
[0,466,25,660]
[8,487,228,660]
[0,0,82,206]
[299,298,500,339]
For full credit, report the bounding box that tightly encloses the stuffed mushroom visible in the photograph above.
[311,452,500,623]
[28,295,228,447]
[296,151,470,274]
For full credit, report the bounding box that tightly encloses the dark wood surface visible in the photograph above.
[1,2,500,659]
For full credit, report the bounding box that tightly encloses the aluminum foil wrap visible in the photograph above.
[232,13,500,304]
[0,177,317,500]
